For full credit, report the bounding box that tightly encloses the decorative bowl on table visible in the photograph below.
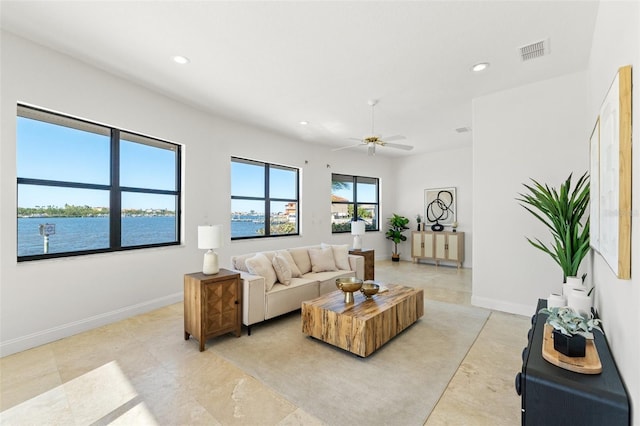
[336,277,363,303]
[360,282,380,299]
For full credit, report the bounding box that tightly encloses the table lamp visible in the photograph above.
[351,220,366,250]
[198,225,222,275]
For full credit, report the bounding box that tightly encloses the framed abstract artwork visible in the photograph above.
[424,187,456,231]
[597,65,632,279]
[589,118,600,252]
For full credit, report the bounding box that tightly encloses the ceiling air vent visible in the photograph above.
[455,127,471,133]
[519,39,550,61]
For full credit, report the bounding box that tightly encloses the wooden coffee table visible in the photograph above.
[301,283,424,357]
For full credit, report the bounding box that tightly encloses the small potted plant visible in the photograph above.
[538,306,602,357]
[385,214,410,262]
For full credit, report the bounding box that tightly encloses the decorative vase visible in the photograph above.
[568,288,593,318]
[565,276,583,287]
[547,293,567,308]
[552,329,586,357]
[562,279,584,297]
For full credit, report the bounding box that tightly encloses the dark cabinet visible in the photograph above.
[515,299,629,425]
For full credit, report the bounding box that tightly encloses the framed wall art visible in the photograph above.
[589,118,600,252]
[424,187,456,231]
[597,65,632,279]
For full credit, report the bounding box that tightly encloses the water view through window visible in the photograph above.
[17,105,180,259]
[230,158,299,239]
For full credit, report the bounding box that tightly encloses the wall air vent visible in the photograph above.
[455,127,471,133]
[519,39,550,61]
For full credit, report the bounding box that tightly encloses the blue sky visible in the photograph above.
[17,117,177,210]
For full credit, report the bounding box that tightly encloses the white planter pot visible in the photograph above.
[547,293,567,309]
[568,288,593,318]
[565,276,583,287]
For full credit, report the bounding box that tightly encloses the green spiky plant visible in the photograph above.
[517,172,590,282]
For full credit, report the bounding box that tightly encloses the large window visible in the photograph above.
[331,174,379,232]
[231,157,299,239]
[17,105,181,261]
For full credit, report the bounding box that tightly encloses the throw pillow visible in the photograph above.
[276,250,302,277]
[272,254,293,285]
[245,253,278,291]
[288,247,312,274]
[321,243,350,270]
[308,247,338,272]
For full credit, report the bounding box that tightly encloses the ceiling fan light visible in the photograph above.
[368,145,376,156]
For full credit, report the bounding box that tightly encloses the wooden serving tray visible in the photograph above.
[542,324,602,374]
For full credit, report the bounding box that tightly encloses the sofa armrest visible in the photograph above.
[348,254,365,280]
[237,271,267,326]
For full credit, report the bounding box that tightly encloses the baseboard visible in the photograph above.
[471,295,536,317]
[0,292,182,357]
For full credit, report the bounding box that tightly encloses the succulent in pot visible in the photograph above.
[538,306,602,357]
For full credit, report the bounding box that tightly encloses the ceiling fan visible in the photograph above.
[333,100,414,156]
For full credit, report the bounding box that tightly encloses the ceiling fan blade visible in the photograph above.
[383,142,414,151]
[331,142,365,152]
[382,134,406,142]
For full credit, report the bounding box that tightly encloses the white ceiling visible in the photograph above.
[0,1,600,156]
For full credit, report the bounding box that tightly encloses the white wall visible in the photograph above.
[0,32,396,356]
[472,71,589,315]
[587,1,640,417]
[394,146,473,267]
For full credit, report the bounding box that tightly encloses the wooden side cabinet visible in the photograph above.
[412,231,464,268]
[184,269,242,351]
[349,248,375,280]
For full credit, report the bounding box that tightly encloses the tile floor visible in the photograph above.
[0,260,530,425]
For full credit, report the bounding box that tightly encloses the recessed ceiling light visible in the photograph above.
[471,62,490,72]
[299,121,309,125]
[173,55,190,65]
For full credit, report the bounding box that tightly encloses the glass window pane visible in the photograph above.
[17,185,110,256]
[17,116,110,184]
[331,202,354,232]
[270,166,297,199]
[120,138,177,190]
[270,201,297,235]
[331,175,353,202]
[231,199,265,238]
[121,193,177,247]
[356,178,378,203]
[231,160,264,197]
[357,204,378,230]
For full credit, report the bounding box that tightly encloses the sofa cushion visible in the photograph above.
[232,253,255,272]
[322,243,350,270]
[245,253,278,291]
[288,247,312,274]
[276,250,302,277]
[272,254,293,285]
[309,247,338,272]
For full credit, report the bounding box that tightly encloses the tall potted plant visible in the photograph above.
[385,214,410,262]
[516,172,590,282]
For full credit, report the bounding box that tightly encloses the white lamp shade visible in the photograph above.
[198,225,222,249]
[351,221,366,235]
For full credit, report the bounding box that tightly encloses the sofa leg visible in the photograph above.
[247,325,251,336]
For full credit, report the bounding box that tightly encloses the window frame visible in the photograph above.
[231,157,300,240]
[16,104,181,261]
[331,173,380,233]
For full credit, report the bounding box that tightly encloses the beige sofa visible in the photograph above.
[230,244,364,334]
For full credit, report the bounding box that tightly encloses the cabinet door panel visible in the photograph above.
[411,232,423,257]
[434,234,447,259]
[423,233,434,258]
[448,235,459,261]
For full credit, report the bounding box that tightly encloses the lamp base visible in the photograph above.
[203,250,219,275]
[352,235,362,250]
